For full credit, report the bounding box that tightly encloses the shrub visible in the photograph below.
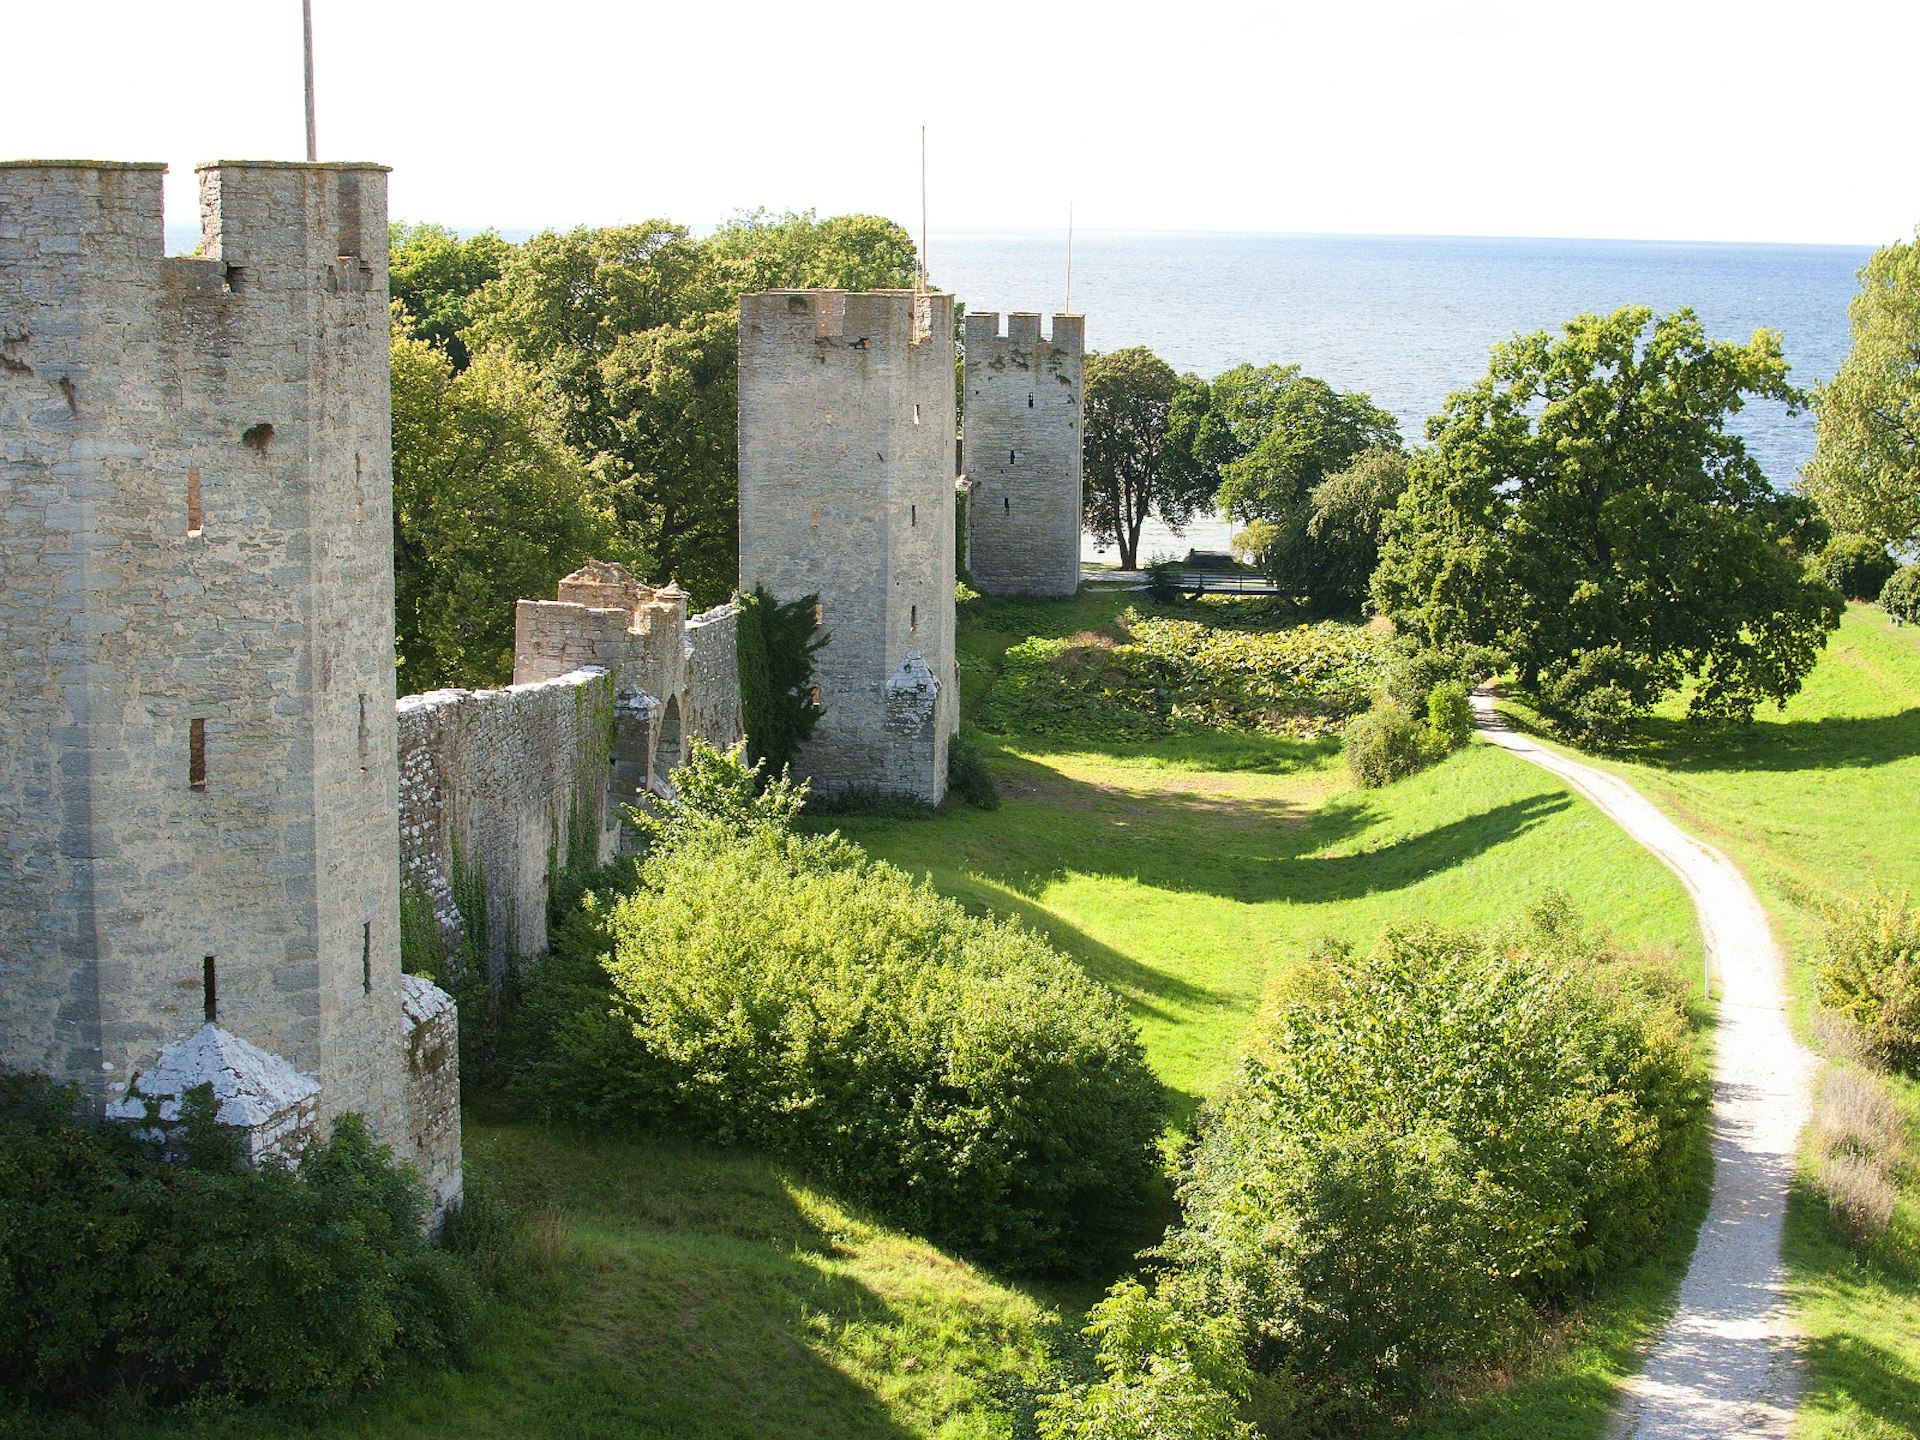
[1156,904,1701,1422]
[1036,1282,1261,1440]
[0,1076,475,1408]
[1343,698,1425,788]
[946,733,1001,809]
[1538,644,1658,748]
[737,585,827,781]
[1816,535,1897,601]
[1816,886,1920,1071]
[1423,679,1475,754]
[1144,559,1184,603]
[1806,1061,1905,1239]
[978,608,1386,744]
[513,829,1163,1273]
[1881,563,1920,624]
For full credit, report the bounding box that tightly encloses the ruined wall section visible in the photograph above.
[964,311,1084,597]
[395,667,615,970]
[686,602,742,750]
[738,290,957,802]
[0,162,430,1189]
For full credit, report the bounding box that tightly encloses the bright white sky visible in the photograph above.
[9,1,1916,245]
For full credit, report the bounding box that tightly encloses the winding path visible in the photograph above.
[1471,690,1816,1439]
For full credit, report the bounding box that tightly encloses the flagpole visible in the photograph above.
[303,0,318,162]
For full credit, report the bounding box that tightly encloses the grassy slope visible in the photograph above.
[91,1106,1072,1440]
[1492,606,1920,1440]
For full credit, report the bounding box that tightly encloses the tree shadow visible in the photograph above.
[1618,707,1920,776]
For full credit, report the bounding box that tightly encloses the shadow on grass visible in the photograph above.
[970,747,1574,910]
[1615,707,1920,777]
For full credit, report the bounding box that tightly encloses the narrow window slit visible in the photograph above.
[357,694,370,769]
[911,604,918,631]
[202,956,218,1024]
[1003,496,1011,514]
[814,602,824,627]
[186,468,202,536]
[189,719,207,790]
[362,922,372,994]
[910,504,917,527]
[913,403,921,424]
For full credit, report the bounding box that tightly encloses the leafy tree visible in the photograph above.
[1206,365,1401,604]
[1302,445,1411,613]
[1373,306,1841,733]
[736,585,827,780]
[391,327,609,692]
[1815,534,1897,601]
[389,222,512,370]
[466,216,919,606]
[1801,229,1920,552]
[1083,350,1215,569]
[701,208,918,294]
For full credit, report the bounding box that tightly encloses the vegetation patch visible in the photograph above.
[512,748,1164,1275]
[0,1077,479,1412]
[978,606,1385,742]
[1041,903,1705,1436]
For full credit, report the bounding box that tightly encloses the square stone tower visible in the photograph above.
[0,159,454,1207]
[737,290,958,802]
[963,311,1084,597]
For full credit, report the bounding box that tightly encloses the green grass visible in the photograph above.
[74,1103,1075,1440]
[1489,605,1920,1439]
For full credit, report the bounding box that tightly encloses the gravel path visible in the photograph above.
[1471,689,1817,1439]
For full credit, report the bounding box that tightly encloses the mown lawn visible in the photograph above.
[1489,605,1920,1440]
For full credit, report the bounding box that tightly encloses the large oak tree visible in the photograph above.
[1373,306,1840,738]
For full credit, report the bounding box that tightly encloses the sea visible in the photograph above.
[925,229,1875,563]
[169,221,1872,565]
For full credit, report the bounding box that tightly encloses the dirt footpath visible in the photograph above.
[1472,689,1816,1439]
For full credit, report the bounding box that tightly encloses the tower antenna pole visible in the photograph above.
[1066,202,1074,314]
[919,125,929,293]
[302,0,318,162]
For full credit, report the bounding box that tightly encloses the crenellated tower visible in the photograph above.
[0,159,458,1211]
[963,310,1084,597]
[737,290,958,802]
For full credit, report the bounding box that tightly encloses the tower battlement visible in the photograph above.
[963,308,1085,598]
[737,290,958,801]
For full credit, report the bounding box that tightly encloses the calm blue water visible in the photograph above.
[927,230,1873,559]
[167,222,1871,560]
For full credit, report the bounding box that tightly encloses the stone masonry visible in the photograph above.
[396,562,742,971]
[737,290,959,803]
[0,160,459,1215]
[964,311,1084,597]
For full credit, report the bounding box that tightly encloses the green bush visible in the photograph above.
[1882,564,1920,624]
[1036,1281,1261,1440]
[980,609,1385,743]
[1156,903,1701,1423]
[1342,698,1426,788]
[512,828,1163,1273]
[1539,644,1658,747]
[0,1077,475,1408]
[1423,679,1474,754]
[1817,535,1897,601]
[737,585,827,781]
[946,733,1001,810]
[1817,886,1920,1072]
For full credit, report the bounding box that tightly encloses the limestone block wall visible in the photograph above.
[400,975,461,1219]
[395,668,615,971]
[964,311,1084,597]
[738,290,958,802]
[686,602,742,751]
[0,160,435,1188]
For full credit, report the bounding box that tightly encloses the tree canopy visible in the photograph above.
[1801,229,1920,553]
[1081,348,1216,569]
[1373,306,1840,739]
[390,326,608,692]
[388,223,511,371]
